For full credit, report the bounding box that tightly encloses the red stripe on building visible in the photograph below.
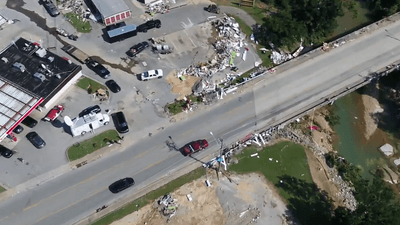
[7,97,44,134]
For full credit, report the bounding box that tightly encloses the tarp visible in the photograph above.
[107,24,136,38]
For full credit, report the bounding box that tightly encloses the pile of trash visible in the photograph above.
[58,0,85,14]
[156,194,178,218]
[146,0,170,15]
[176,16,246,82]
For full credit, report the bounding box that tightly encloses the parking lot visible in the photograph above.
[0,0,259,188]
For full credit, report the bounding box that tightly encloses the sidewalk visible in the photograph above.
[219,5,257,27]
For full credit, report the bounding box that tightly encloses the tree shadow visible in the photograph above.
[277,175,334,225]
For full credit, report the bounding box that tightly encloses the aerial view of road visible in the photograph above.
[1,0,400,225]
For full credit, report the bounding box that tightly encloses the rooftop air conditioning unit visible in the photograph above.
[12,62,25,72]
[35,48,46,58]
[33,72,46,82]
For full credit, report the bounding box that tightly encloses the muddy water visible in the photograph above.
[333,77,400,178]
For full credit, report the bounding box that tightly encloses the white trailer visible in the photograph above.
[64,113,110,137]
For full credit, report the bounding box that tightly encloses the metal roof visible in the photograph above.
[0,79,43,140]
[91,0,130,18]
[107,24,136,38]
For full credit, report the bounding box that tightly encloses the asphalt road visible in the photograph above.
[2,16,400,224]
[2,2,400,225]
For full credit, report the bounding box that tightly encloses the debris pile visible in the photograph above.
[270,50,292,65]
[146,0,170,15]
[156,194,178,218]
[176,16,246,80]
[58,0,85,14]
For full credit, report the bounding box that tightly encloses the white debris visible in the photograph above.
[379,144,394,157]
[394,158,400,166]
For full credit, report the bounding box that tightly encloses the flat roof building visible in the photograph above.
[90,0,132,26]
[0,37,82,141]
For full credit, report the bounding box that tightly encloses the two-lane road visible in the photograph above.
[2,11,400,225]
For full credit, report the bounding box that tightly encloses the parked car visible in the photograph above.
[79,105,101,117]
[105,80,121,93]
[126,41,149,57]
[43,105,64,122]
[21,116,38,128]
[13,125,24,134]
[26,132,46,149]
[41,0,60,17]
[109,177,135,193]
[205,4,220,14]
[140,69,163,81]
[112,111,129,133]
[137,19,161,33]
[86,58,110,79]
[0,145,13,158]
[181,139,209,156]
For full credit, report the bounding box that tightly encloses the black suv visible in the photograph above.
[79,105,101,117]
[0,145,13,158]
[21,116,38,128]
[86,58,110,79]
[105,80,121,93]
[42,0,60,17]
[109,177,135,193]
[26,132,46,149]
[126,41,149,57]
[137,19,161,33]
[112,112,129,133]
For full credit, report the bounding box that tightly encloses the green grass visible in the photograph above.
[228,14,273,67]
[212,0,268,24]
[166,95,203,115]
[91,167,206,225]
[230,141,313,201]
[329,1,372,40]
[67,130,120,161]
[231,69,253,85]
[77,77,106,94]
[0,186,5,194]
[65,13,92,33]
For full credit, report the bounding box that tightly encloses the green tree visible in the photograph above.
[263,0,344,48]
[370,0,400,19]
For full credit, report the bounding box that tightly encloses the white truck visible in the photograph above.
[64,113,110,137]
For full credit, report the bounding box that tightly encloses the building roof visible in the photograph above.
[107,24,136,38]
[91,0,130,18]
[0,79,43,140]
[0,38,81,107]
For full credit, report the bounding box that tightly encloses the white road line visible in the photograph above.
[184,30,197,48]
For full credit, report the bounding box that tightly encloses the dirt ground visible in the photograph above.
[361,82,383,140]
[110,172,288,225]
[165,71,200,100]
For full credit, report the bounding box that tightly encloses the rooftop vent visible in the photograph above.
[33,72,46,82]
[35,48,47,58]
[12,62,26,72]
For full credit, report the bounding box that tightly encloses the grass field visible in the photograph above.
[67,130,120,161]
[329,1,372,40]
[65,13,92,33]
[230,141,313,201]
[91,167,206,225]
[227,14,272,67]
[0,186,5,194]
[76,77,106,94]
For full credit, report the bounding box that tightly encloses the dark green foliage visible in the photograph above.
[325,114,341,127]
[263,0,344,48]
[369,0,400,20]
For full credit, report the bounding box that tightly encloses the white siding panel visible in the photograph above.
[0,105,16,118]
[2,85,33,104]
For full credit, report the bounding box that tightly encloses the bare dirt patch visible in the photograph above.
[110,172,288,225]
[361,82,383,140]
[165,71,200,100]
[304,148,342,207]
